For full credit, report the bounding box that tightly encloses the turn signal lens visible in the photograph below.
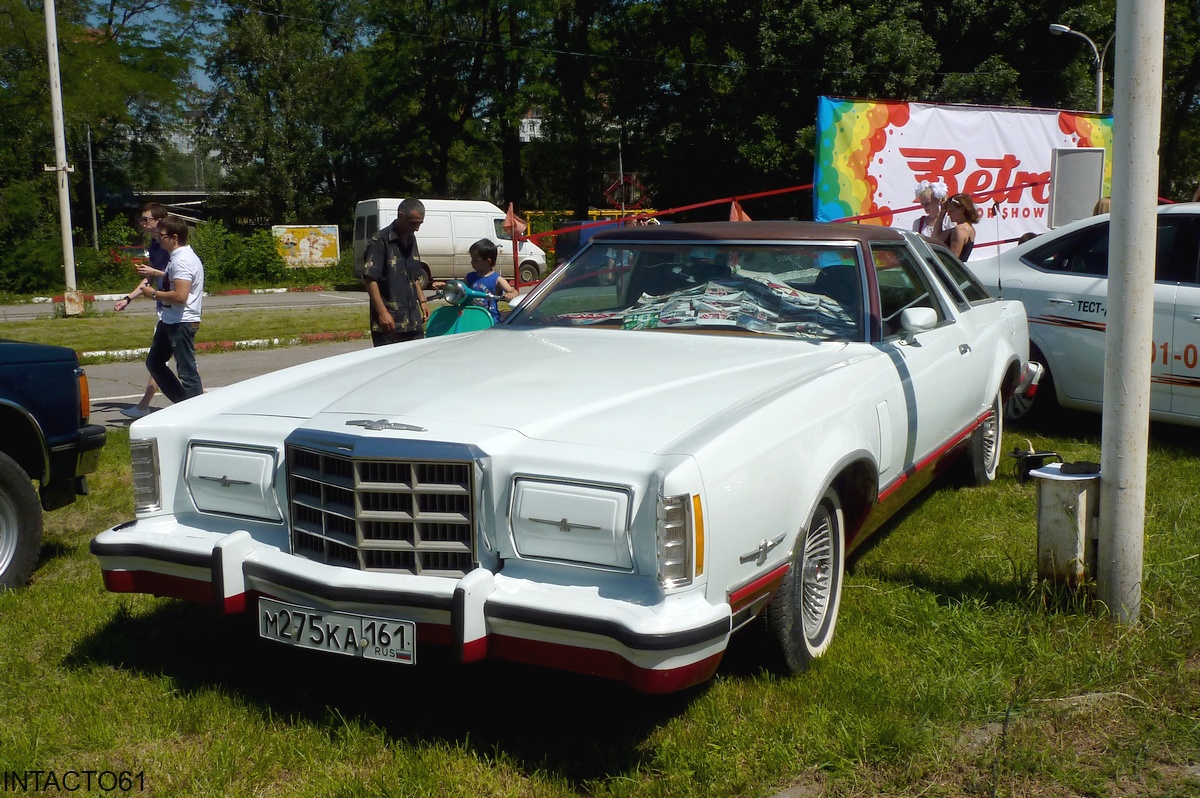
[131,439,162,513]
[77,370,91,424]
[657,494,692,588]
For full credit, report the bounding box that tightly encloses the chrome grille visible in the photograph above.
[287,444,475,576]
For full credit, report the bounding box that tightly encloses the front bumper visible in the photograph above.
[91,520,732,693]
[42,423,107,510]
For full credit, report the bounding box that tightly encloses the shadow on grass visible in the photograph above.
[1009,401,1200,452]
[842,472,1034,610]
[64,600,707,785]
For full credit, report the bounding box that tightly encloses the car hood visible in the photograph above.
[209,327,862,454]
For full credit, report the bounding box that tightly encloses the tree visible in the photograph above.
[204,0,370,224]
[1160,0,1200,199]
[0,0,199,290]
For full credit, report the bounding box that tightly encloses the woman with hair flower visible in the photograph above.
[912,180,953,240]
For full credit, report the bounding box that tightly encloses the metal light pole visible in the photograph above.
[42,0,82,314]
[1049,23,1116,113]
[617,126,626,219]
[87,124,99,251]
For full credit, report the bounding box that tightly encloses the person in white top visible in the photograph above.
[912,180,954,240]
[137,215,205,402]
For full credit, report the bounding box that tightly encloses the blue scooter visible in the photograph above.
[425,279,500,337]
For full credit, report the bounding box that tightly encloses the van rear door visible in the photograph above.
[352,201,380,274]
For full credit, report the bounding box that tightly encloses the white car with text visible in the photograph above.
[968,203,1200,424]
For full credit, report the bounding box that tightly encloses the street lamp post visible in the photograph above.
[1049,23,1116,114]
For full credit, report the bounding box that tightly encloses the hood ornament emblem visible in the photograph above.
[531,517,602,533]
[199,474,252,488]
[347,419,427,432]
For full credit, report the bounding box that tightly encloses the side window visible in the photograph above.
[871,243,946,338]
[932,248,992,304]
[1023,215,1200,284]
[493,219,512,241]
[1023,224,1108,275]
[1155,217,1200,284]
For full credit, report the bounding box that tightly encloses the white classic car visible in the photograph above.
[92,221,1038,693]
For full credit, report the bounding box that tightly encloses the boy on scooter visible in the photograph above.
[433,239,519,323]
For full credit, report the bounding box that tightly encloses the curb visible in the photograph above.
[80,329,369,364]
[35,285,329,304]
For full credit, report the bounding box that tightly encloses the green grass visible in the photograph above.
[2,413,1199,797]
[3,306,368,360]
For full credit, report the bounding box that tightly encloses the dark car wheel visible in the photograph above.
[767,487,845,673]
[0,451,42,590]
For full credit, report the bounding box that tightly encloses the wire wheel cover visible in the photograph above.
[800,509,835,640]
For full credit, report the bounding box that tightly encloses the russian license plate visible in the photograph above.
[258,597,415,664]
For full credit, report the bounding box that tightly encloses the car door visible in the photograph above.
[1018,220,1175,415]
[870,242,987,470]
[1164,214,1200,419]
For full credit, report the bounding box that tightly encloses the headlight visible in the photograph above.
[186,443,282,521]
[442,279,468,305]
[510,477,633,569]
[130,439,162,513]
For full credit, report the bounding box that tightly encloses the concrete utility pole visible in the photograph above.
[42,0,82,314]
[1098,0,1166,624]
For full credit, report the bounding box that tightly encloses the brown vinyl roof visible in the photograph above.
[590,220,906,244]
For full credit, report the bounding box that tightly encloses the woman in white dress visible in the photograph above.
[912,180,953,240]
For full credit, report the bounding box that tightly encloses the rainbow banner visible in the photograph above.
[815,97,1113,252]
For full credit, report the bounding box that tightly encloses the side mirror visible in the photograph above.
[506,292,524,309]
[900,307,938,334]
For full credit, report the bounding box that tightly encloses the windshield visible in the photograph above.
[506,241,864,341]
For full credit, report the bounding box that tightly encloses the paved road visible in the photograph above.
[0,286,370,322]
[87,338,372,430]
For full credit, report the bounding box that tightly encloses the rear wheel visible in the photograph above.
[0,451,42,590]
[417,264,432,291]
[518,261,540,284]
[968,390,1003,486]
[766,488,845,673]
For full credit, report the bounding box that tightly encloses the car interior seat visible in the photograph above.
[814,264,861,316]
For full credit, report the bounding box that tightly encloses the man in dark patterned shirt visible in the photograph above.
[362,198,430,346]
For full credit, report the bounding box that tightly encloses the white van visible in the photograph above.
[352,198,548,287]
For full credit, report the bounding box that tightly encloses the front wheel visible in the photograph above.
[766,488,846,673]
[518,261,540,284]
[967,391,1003,486]
[416,263,432,291]
[0,451,43,590]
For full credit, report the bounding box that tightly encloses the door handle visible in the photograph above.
[1048,298,1075,306]
[959,343,972,355]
